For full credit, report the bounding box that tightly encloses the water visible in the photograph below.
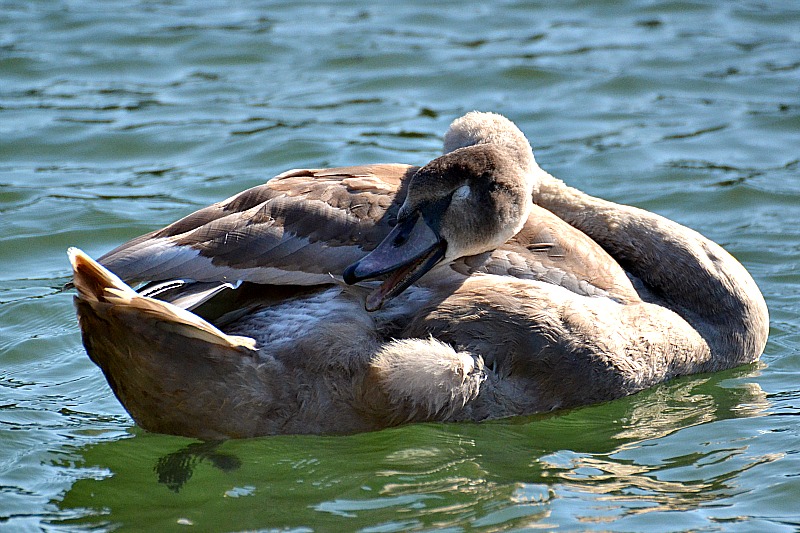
[1,0,799,530]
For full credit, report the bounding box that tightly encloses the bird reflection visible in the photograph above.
[154,440,241,492]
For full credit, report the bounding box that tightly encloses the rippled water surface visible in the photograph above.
[2,1,799,531]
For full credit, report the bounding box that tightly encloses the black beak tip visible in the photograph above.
[342,262,360,285]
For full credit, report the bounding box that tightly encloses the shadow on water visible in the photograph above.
[50,365,772,531]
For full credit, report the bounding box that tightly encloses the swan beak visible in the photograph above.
[343,214,446,311]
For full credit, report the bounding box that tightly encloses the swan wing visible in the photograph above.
[98,164,415,286]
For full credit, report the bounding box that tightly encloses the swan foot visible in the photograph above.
[369,338,485,424]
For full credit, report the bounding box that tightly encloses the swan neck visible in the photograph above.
[534,173,769,368]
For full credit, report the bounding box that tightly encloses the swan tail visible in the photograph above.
[68,248,261,439]
[68,248,256,350]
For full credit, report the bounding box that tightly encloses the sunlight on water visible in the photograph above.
[1,0,799,531]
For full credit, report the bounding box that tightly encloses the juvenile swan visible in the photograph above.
[69,112,769,439]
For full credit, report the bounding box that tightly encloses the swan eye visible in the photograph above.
[487,181,510,195]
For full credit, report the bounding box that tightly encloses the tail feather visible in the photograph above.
[68,247,256,351]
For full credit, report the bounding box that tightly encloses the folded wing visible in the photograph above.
[98,165,415,287]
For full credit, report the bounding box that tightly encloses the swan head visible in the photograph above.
[343,112,539,311]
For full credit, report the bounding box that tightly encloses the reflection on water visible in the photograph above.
[153,441,240,493]
[52,368,772,530]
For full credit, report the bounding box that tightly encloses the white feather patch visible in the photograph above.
[372,338,483,418]
[453,184,471,201]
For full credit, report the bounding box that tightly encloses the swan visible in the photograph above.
[69,112,769,439]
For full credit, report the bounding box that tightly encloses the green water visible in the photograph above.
[1,1,799,531]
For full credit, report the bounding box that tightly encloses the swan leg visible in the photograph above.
[367,338,486,424]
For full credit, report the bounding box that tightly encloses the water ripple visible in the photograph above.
[1,0,799,530]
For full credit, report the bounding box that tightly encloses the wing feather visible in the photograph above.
[98,164,416,285]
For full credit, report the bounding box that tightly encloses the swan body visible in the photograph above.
[69,112,768,439]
